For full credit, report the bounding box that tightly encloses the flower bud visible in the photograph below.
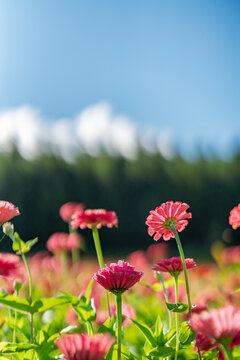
[2,222,14,236]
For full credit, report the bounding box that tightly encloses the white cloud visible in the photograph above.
[0,102,175,161]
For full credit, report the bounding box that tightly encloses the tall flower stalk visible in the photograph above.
[116,294,122,360]
[92,225,111,316]
[171,226,192,316]
[71,208,118,318]
[173,274,179,360]
[93,260,143,360]
[146,201,193,316]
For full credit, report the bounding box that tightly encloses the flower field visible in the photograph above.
[0,200,240,360]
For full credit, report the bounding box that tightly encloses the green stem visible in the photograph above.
[92,226,111,317]
[116,294,122,360]
[159,274,172,329]
[174,275,179,360]
[20,252,34,343]
[171,226,192,316]
[92,226,105,268]
[86,321,94,336]
[12,288,19,343]
[219,341,233,360]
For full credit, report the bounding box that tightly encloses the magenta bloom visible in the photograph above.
[0,201,20,224]
[229,203,240,230]
[93,260,143,295]
[153,256,196,276]
[47,232,81,253]
[59,202,85,223]
[0,253,20,278]
[71,209,118,230]
[146,201,192,241]
[56,333,114,360]
[190,305,240,342]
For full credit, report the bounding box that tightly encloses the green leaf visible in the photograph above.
[98,316,116,337]
[0,342,37,354]
[131,319,156,347]
[62,293,96,323]
[166,302,189,313]
[154,316,164,346]
[148,346,175,357]
[0,294,33,314]
[179,321,195,344]
[12,232,38,254]
[85,279,94,302]
[164,327,176,343]
[32,296,71,313]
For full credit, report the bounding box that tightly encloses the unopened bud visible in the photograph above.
[3,222,14,236]
[13,280,22,293]
[154,271,163,282]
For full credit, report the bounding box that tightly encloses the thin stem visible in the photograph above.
[219,341,233,360]
[12,288,19,343]
[86,321,94,336]
[174,275,179,360]
[196,346,203,360]
[18,245,34,343]
[92,226,105,268]
[116,294,122,360]
[171,226,192,316]
[159,274,172,329]
[92,226,111,317]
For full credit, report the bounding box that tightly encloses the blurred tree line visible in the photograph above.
[0,149,240,259]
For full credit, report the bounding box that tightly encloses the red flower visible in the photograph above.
[153,256,196,276]
[47,233,81,253]
[0,253,20,278]
[92,260,143,295]
[71,209,118,230]
[0,201,20,224]
[229,204,240,230]
[146,201,192,241]
[56,333,114,360]
[59,202,84,223]
[190,305,240,342]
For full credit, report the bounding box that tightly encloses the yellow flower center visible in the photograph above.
[163,218,176,229]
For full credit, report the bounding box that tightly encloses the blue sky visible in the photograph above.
[0,0,240,157]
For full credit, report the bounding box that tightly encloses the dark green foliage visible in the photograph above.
[0,150,240,257]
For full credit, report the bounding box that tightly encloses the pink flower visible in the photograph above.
[190,305,240,342]
[152,256,196,276]
[0,201,20,224]
[229,204,240,230]
[146,242,169,262]
[221,245,240,265]
[59,202,85,223]
[92,260,143,295]
[0,253,20,278]
[71,209,118,230]
[47,233,81,253]
[56,333,115,360]
[127,250,149,268]
[146,201,192,241]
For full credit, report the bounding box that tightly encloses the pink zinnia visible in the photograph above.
[56,333,114,360]
[92,260,143,295]
[59,202,85,223]
[190,305,240,342]
[0,201,20,224]
[221,245,240,265]
[71,209,118,230]
[47,232,81,253]
[0,253,20,278]
[146,201,192,241]
[229,204,240,230]
[153,256,196,276]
